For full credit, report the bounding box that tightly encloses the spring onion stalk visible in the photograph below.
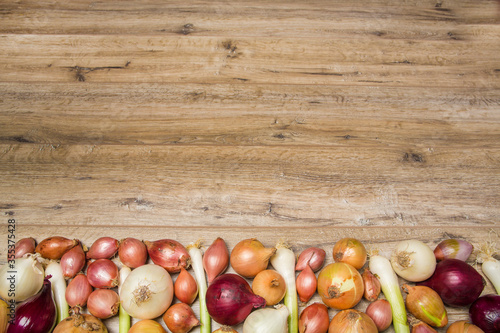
[44,260,69,322]
[477,241,500,294]
[118,266,132,333]
[188,241,211,333]
[270,242,298,333]
[369,252,410,333]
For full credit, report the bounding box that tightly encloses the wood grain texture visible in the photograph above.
[1,0,499,332]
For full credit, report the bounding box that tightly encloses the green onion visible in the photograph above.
[44,260,69,322]
[188,241,211,333]
[118,266,131,333]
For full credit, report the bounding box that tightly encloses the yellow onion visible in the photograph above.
[230,238,276,278]
[53,308,108,333]
[212,327,238,333]
[446,320,485,333]
[203,237,230,283]
[403,284,448,328]
[163,303,200,333]
[332,238,367,270]
[174,267,198,305]
[1,299,8,333]
[329,309,378,333]
[298,303,329,333]
[362,269,381,302]
[296,265,317,303]
[317,262,364,310]
[129,319,167,333]
[251,269,286,306]
[35,236,78,260]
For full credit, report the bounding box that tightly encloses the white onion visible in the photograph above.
[390,239,436,282]
[119,264,173,320]
[243,304,289,333]
[0,254,44,302]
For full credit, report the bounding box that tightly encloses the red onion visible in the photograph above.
[7,276,56,333]
[469,294,500,333]
[60,242,86,279]
[206,273,266,326]
[86,258,119,288]
[118,237,148,268]
[87,237,119,259]
[418,259,485,307]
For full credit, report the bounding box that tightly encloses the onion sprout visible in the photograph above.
[118,266,132,333]
[188,240,211,333]
[270,242,298,333]
[369,251,410,333]
[44,260,69,322]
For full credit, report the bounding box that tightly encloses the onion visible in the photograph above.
[118,237,148,268]
[230,238,276,278]
[175,267,198,305]
[7,276,56,333]
[60,242,86,279]
[362,269,381,302]
[296,264,317,303]
[1,299,8,333]
[35,236,78,260]
[328,309,378,333]
[129,320,166,333]
[434,239,473,262]
[411,321,438,333]
[296,247,326,272]
[206,273,266,326]
[203,237,229,283]
[87,289,120,319]
[365,299,392,331]
[162,303,200,333]
[87,237,119,260]
[332,238,367,270]
[120,264,174,320]
[446,320,484,333]
[243,304,289,333]
[469,294,500,333]
[476,242,500,294]
[317,262,364,310]
[0,254,44,302]
[418,259,485,307]
[145,239,191,273]
[251,269,286,306]
[86,259,119,288]
[212,327,238,333]
[53,308,108,333]
[14,237,36,258]
[403,284,447,328]
[298,303,329,333]
[65,273,93,307]
[391,239,436,282]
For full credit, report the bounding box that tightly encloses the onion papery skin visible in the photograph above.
[230,238,276,278]
[411,321,438,333]
[206,273,267,326]
[14,237,36,259]
[61,242,86,279]
[162,303,200,333]
[418,259,485,307]
[434,239,473,262]
[129,319,167,333]
[175,267,199,305]
[298,303,329,333]
[317,262,364,310]
[365,299,392,331]
[53,311,108,333]
[7,277,56,333]
[87,289,120,319]
[469,294,500,333]
[35,236,78,260]
[87,237,119,260]
[203,237,230,283]
[446,320,485,333]
[296,247,326,272]
[118,237,148,268]
[328,309,378,333]
[297,265,317,303]
[403,284,448,327]
[86,259,119,289]
[66,273,93,307]
[332,238,367,270]
[145,239,191,273]
[252,269,287,306]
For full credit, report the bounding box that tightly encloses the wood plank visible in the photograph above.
[0,35,498,86]
[0,224,498,333]
[1,83,500,146]
[1,144,499,228]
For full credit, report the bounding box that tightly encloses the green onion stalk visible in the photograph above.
[188,241,211,333]
[118,266,131,333]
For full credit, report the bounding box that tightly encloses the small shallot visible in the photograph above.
[365,299,392,332]
[87,237,119,260]
[163,303,200,333]
[403,284,447,328]
[60,242,86,279]
[230,238,276,278]
[434,239,473,262]
[203,237,229,283]
[35,236,78,259]
[296,247,326,272]
[118,238,148,268]
[87,289,120,319]
[412,321,438,333]
[446,321,484,333]
[362,269,381,302]
[145,239,191,273]
[332,238,367,270]
[175,267,198,305]
[298,303,330,333]
[86,259,119,288]
[15,237,36,258]
[251,269,286,306]
[296,265,317,303]
[65,273,93,307]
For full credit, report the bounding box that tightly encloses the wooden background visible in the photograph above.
[1,0,499,332]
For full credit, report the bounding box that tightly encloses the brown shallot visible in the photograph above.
[163,303,200,333]
[87,237,119,260]
[296,247,326,272]
[203,237,230,283]
[362,269,381,302]
[118,237,148,268]
[145,239,191,273]
[175,267,198,305]
[35,236,78,259]
[61,242,86,279]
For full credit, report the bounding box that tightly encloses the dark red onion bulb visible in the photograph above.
[469,294,500,333]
